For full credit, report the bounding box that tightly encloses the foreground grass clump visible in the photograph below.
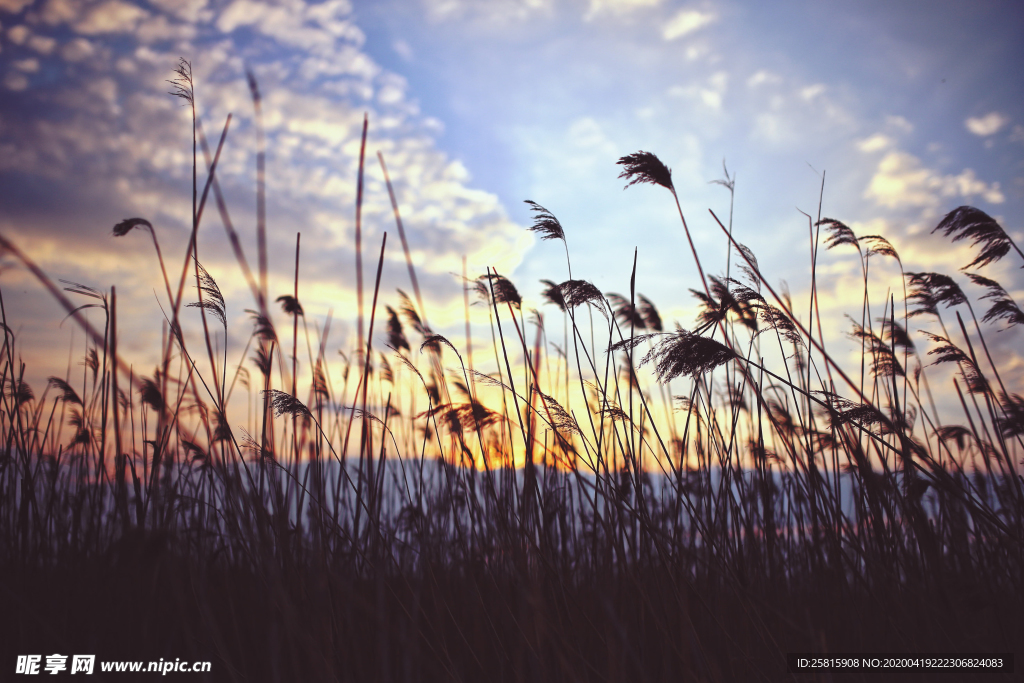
[1,61,1021,682]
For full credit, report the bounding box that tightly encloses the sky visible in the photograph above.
[0,0,1022,422]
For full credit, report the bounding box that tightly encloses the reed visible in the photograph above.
[0,63,1020,682]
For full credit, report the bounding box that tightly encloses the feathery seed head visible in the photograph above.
[47,377,82,405]
[637,294,663,332]
[617,151,674,192]
[385,305,410,352]
[557,279,605,314]
[168,58,194,107]
[113,217,154,237]
[905,272,966,317]
[639,330,736,382]
[933,206,1016,270]
[485,272,522,309]
[540,279,566,311]
[188,258,226,327]
[265,389,311,419]
[818,218,861,252]
[524,200,566,242]
[138,377,165,414]
[606,293,646,329]
[420,334,460,359]
[276,295,303,316]
[860,235,900,262]
[398,289,430,336]
[966,273,1024,328]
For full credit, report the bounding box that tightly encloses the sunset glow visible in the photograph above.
[1,3,1022,677]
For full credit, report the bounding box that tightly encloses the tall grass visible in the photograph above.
[1,64,1021,682]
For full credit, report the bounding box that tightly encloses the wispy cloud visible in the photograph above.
[965,111,1009,137]
[865,151,1005,209]
[857,133,894,153]
[0,0,33,13]
[392,39,413,61]
[73,0,149,34]
[423,0,553,23]
[586,0,661,21]
[1,0,1022,408]
[0,0,535,383]
[662,8,715,41]
[746,70,780,88]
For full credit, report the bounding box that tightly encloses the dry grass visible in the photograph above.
[0,63,1020,682]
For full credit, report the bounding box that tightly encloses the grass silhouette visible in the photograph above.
[0,62,1020,682]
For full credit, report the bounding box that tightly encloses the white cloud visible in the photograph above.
[667,70,727,110]
[885,115,913,133]
[799,83,825,101]
[747,70,780,88]
[136,15,198,42]
[28,34,57,54]
[376,72,407,106]
[75,1,149,34]
[87,76,118,106]
[217,0,362,52]
[13,57,38,72]
[565,116,615,155]
[751,112,787,145]
[60,37,95,62]
[4,72,27,90]
[424,0,553,23]
[703,71,727,108]
[865,151,1005,209]
[0,0,33,12]
[0,0,535,360]
[40,0,80,26]
[857,133,893,153]
[393,39,413,61]
[147,0,210,23]
[586,0,660,20]
[965,111,1009,137]
[298,46,379,82]
[6,23,27,43]
[662,8,715,40]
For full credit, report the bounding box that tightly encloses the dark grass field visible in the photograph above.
[1,60,1021,682]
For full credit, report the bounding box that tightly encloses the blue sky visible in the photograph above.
[0,0,1022,406]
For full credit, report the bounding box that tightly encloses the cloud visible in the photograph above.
[392,39,413,61]
[565,116,616,155]
[74,1,149,34]
[4,72,27,90]
[662,8,715,40]
[0,0,535,382]
[667,71,728,110]
[0,0,32,12]
[6,23,28,43]
[586,0,660,20]
[216,0,363,49]
[40,0,81,25]
[857,133,893,153]
[799,83,825,101]
[423,0,553,23]
[885,115,913,133]
[865,151,1005,209]
[747,70,780,88]
[13,56,38,72]
[28,34,57,54]
[147,0,210,23]
[59,36,95,62]
[136,15,198,43]
[964,111,1009,137]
